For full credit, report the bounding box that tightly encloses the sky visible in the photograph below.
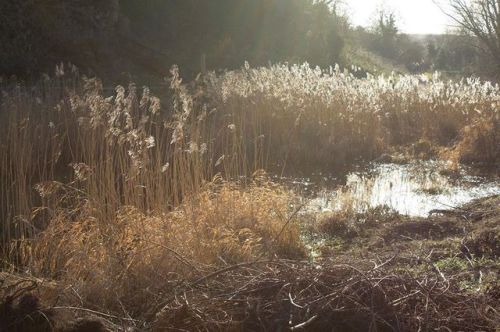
[344,0,453,35]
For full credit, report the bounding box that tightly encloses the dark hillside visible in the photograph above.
[0,0,346,81]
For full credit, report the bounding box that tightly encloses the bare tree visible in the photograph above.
[440,0,500,74]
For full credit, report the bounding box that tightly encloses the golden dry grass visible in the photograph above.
[205,64,499,171]
[0,63,498,330]
[25,179,303,319]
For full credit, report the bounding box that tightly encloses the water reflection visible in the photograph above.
[301,161,500,217]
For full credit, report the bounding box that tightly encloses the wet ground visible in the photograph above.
[285,160,500,217]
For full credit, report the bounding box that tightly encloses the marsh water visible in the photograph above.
[286,161,500,217]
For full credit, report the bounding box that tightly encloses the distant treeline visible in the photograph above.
[351,27,495,78]
[0,0,496,81]
[348,9,497,79]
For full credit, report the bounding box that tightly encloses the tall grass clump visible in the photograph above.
[204,63,499,171]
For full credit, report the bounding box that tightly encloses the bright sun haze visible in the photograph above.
[347,0,451,35]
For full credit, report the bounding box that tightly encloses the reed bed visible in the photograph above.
[0,65,266,255]
[205,63,499,170]
[0,63,498,330]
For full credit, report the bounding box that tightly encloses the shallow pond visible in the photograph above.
[292,161,500,217]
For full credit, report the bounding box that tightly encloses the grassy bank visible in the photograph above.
[0,64,499,331]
